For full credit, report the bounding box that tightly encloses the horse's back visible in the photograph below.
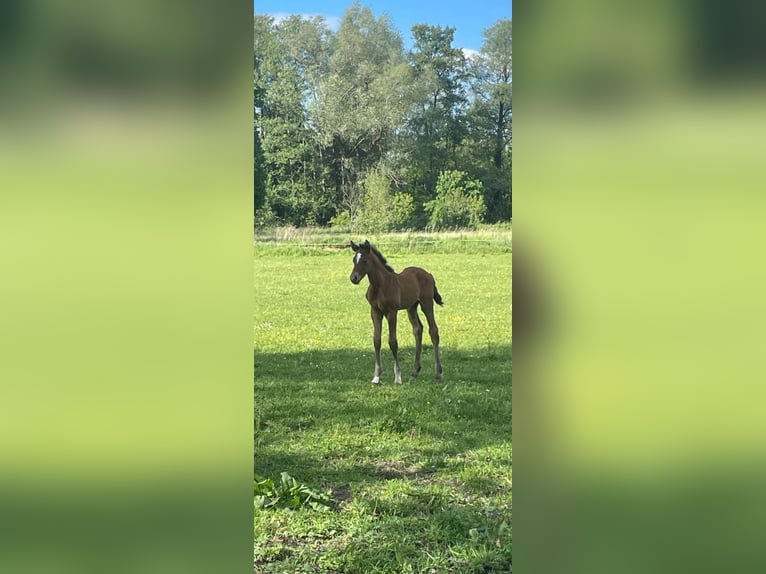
[399,266,436,301]
[400,266,433,282]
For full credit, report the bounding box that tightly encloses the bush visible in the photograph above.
[329,210,352,232]
[254,472,332,511]
[354,170,415,232]
[424,170,486,230]
[254,205,278,229]
[391,192,415,229]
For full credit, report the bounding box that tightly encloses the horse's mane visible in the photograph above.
[369,244,395,272]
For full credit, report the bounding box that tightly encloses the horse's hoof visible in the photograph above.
[435,373,443,381]
[394,378,403,385]
[411,366,421,378]
[371,376,381,385]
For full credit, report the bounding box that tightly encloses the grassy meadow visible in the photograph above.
[254,228,512,573]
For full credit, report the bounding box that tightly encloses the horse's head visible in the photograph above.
[349,240,372,284]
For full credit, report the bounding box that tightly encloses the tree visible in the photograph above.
[254,123,266,213]
[466,19,512,221]
[405,25,469,205]
[314,2,411,220]
[254,15,274,223]
[481,19,512,170]
[254,14,334,225]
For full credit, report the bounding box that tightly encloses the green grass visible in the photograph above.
[254,230,512,573]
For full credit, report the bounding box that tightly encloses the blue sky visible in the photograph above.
[254,1,512,53]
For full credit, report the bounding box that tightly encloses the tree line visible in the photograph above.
[254,2,511,231]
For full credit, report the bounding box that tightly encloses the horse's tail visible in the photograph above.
[433,284,444,306]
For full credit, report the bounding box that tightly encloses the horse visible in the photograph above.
[349,240,443,384]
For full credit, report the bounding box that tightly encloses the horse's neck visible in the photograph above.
[367,258,393,286]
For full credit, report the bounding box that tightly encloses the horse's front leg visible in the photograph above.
[386,311,402,384]
[371,307,384,384]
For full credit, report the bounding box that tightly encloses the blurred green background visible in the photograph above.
[0,1,252,573]
[3,0,766,572]
[517,1,766,573]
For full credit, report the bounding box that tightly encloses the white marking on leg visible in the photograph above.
[371,375,381,384]
[394,362,402,384]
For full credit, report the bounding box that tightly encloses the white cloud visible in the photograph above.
[268,12,341,31]
[462,48,482,61]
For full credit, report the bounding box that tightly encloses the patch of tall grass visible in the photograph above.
[254,225,512,256]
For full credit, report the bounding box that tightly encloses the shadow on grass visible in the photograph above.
[254,345,511,488]
[254,346,512,572]
[337,490,513,573]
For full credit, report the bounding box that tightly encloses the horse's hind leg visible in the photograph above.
[371,307,384,384]
[407,304,423,378]
[386,311,402,384]
[420,299,443,380]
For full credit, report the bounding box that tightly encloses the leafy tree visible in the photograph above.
[315,2,411,220]
[254,124,266,212]
[466,19,512,221]
[480,19,512,170]
[405,25,469,203]
[254,15,333,225]
[254,15,274,224]
[425,170,486,229]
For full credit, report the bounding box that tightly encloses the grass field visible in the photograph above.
[254,229,512,573]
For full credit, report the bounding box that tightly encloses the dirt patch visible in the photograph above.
[372,460,431,480]
[330,484,352,505]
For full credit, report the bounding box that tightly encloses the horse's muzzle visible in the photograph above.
[350,274,361,284]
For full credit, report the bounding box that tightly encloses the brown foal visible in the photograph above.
[349,240,443,384]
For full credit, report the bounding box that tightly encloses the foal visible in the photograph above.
[349,240,443,384]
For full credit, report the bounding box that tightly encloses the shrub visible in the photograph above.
[355,170,416,232]
[254,472,332,511]
[424,170,486,230]
[391,192,415,230]
[329,210,352,231]
[254,205,278,229]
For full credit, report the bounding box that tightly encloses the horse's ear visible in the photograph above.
[350,241,358,251]
[363,240,370,250]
